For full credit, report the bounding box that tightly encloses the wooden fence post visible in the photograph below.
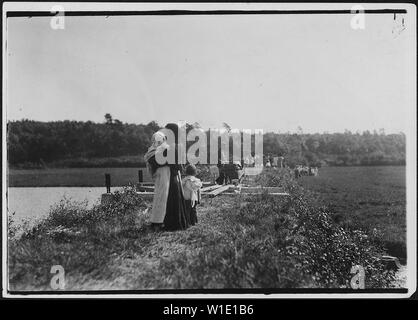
[105,173,111,193]
[138,170,143,184]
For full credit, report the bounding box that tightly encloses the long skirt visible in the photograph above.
[185,200,198,226]
[150,166,171,223]
[163,171,189,231]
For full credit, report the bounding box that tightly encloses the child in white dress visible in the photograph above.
[182,164,202,225]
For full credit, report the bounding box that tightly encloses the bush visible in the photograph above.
[8,185,149,290]
[249,169,396,288]
[254,167,295,189]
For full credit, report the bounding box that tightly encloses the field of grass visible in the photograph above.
[8,169,399,291]
[8,167,152,187]
[10,155,147,170]
[298,166,406,262]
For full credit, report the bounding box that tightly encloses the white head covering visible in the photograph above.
[144,131,168,175]
[150,131,166,149]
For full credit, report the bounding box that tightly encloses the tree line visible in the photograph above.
[7,116,405,168]
[262,130,405,167]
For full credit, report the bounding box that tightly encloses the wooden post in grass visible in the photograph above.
[138,170,143,184]
[105,173,111,193]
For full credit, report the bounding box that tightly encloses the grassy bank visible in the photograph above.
[8,169,398,290]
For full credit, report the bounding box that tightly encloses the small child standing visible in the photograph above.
[182,164,202,226]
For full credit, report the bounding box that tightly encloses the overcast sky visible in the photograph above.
[6,8,415,133]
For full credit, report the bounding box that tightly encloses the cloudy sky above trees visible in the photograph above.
[6,4,415,133]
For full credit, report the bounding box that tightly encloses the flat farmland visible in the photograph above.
[299,166,406,262]
[8,167,152,187]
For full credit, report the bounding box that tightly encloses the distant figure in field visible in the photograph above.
[216,151,229,185]
[310,167,319,176]
[182,164,202,226]
[249,154,255,167]
[209,165,220,184]
[294,166,300,179]
[265,160,271,168]
[294,165,306,178]
[278,156,284,168]
[272,156,279,167]
[254,154,262,167]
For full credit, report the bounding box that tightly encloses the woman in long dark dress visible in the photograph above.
[163,123,190,230]
[145,123,190,231]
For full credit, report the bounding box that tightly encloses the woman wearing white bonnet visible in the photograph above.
[144,130,171,229]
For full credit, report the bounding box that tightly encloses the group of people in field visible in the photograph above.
[294,165,319,178]
[144,123,202,232]
[264,155,285,168]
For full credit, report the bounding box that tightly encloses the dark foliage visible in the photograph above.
[7,117,160,166]
[262,130,405,167]
[7,117,405,168]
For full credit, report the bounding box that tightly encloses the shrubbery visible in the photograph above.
[250,169,395,287]
[8,185,148,290]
